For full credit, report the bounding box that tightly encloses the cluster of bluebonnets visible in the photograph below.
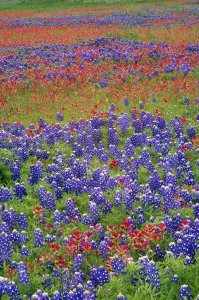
[0,37,198,86]
[0,8,198,29]
[0,102,198,299]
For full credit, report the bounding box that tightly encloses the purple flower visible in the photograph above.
[56,112,64,121]
[124,97,129,106]
[34,228,44,248]
[179,285,191,300]
[139,257,160,290]
[17,261,29,285]
[90,266,109,287]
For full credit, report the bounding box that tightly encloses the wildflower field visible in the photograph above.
[0,0,198,299]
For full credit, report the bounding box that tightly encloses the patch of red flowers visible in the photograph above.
[33,205,44,216]
[109,160,119,169]
[182,146,189,152]
[26,129,35,137]
[6,268,15,277]
[118,178,125,186]
[105,220,167,256]
[50,243,62,252]
[179,117,188,124]
[54,259,67,268]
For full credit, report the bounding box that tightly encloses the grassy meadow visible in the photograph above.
[0,0,198,299]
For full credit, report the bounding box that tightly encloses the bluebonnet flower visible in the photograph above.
[52,291,62,300]
[11,229,21,244]
[124,97,129,106]
[179,285,191,300]
[148,170,162,191]
[155,245,164,259]
[34,228,44,247]
[39,187,56,211]
[193,203,199,219]
[20,231,29,244]
[17,212,28,229]
[114,190,123,207]
[10,161,21,181]
[20,245,29,257]
[0,187,12,203]
[0,232,13,264]
[187,126,196,139]
[111,256,126,275]
[56,112,64,121]
[29,161,43,185]
[81,214,91,225]
[118,113,131,134]
[117,293,127,300]
[2,208,17,229]
[162,186,175,214]
[14,183,27,200]
[54,209,62,223]
[132,119,143,133]
[73,254,84,272]
[139,257,161,289]
[17,261,29,285]
[90,266,109,287]
[0,277,20,299]
[171,274,179,282]
[89,202,99,225]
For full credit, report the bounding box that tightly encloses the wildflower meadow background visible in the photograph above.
[0,0,198,299]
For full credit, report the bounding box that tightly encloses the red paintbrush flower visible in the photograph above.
[39,253,53,260]
[157,223,167,232]
[50,243,61,252]
[154,109,162,116]
[26,129,35,137]
[108,242,116,249]
[105,258,112,271]
[81,242,92,253]
[55,260,67,268]
[27,263,34,270]
[120,220,132,231]
[109,160,119,169]
[179,220,190,229]
[129,230,142,238]
[93,224,101,231]
[37,127,43,134]
[179,117,188,124]
[45,223,53,230]
[118,178,125,186]
[72,230,83,241]
[107,224,116,232]
[94,249,100,255]
[84,231,93,239]
[66,240,78,256]
[110,232,121,241]
[33,205,44,215]
[182,146,188,152]
[163,98,168,104]
[116,244,130,258]
[6,268,15,277]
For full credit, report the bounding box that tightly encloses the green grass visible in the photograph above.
[0,0,164,11]
[97,253,199,300]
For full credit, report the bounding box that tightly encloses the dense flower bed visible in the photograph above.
[0,38,198,85]
[0,2,198,299]
[0,36,198,123]
[0,8,198,29]
[0,104,198,299]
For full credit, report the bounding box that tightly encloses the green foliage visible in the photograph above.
[157,253,199,300]
[0,161,13,187]
[97,254,199,300]
[0,0,164,11]
[97,261,160,299]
